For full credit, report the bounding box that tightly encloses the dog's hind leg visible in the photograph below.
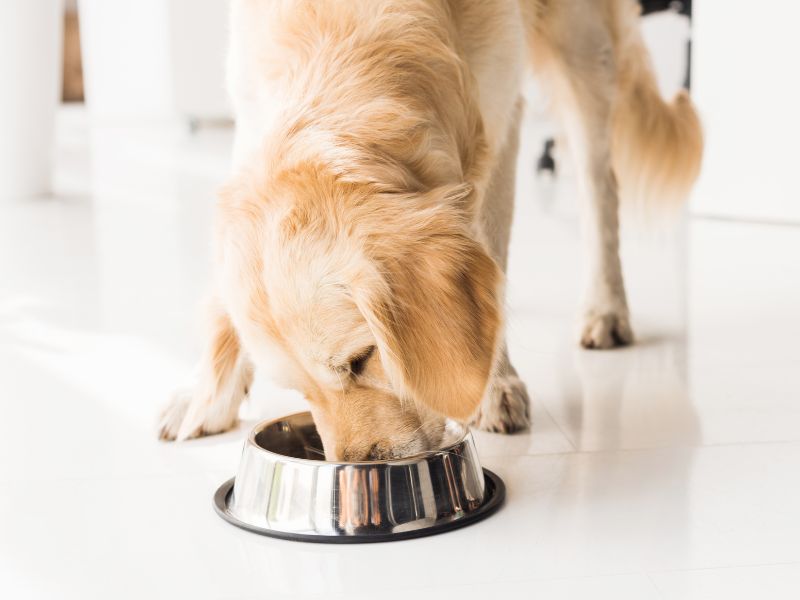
[566,62,634,348]
[566,77,633,350]
[158,300,253,441]
[525,1,633,349]
[471,98,530,433]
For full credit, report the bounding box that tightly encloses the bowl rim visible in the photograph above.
[245,411,472,467]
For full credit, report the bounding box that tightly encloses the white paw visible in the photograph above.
[579,310,634,349]
[470,373,530,434]
[158,388,192,441]
[157,386,241,441]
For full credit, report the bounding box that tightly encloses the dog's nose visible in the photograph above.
[340,442,389,462]
[367,443,389,461]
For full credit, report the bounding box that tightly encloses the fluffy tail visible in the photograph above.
[610,1,704,210]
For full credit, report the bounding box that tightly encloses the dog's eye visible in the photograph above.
[348,346,375,377]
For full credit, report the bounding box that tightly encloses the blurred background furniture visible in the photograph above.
[63,1,84,103]
[77,0,230,125]
[0,0,63,198]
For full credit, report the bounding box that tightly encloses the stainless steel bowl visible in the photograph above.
[213,411,504,543]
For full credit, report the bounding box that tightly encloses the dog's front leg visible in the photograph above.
[471,345,530,433]
[471,99,530,433]
[159,300,253,440]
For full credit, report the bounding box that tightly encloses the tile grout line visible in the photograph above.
[646,571,668,600]
[647,559,800,576]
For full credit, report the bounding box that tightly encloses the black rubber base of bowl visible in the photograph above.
[213,468,505,544]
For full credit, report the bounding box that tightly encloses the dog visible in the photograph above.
[159,0,703,460]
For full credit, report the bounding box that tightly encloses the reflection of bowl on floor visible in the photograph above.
[213,411,505,543]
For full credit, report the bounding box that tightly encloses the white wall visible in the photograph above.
[691,1,800,223]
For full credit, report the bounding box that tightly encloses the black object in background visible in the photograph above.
[640,0,691,18]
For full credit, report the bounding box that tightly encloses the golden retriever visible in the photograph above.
[159,0,702,460]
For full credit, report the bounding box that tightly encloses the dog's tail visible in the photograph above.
[610,1,704,210]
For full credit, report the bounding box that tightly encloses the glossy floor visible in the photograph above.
[1,108,799,599]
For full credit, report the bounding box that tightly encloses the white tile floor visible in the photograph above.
[1,107,800,599]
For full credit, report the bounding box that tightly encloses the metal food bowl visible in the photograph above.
[213,411,504,543]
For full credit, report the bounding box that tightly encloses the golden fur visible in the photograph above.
[160,0,703,459]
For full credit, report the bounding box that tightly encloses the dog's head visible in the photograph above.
[217,166,502,460]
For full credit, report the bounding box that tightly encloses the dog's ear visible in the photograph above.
[355,189,503,421]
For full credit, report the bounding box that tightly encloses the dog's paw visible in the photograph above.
[470,374,530,434]
[158,389,192,441]
[157,387,240,442]
[579,310,634,349]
